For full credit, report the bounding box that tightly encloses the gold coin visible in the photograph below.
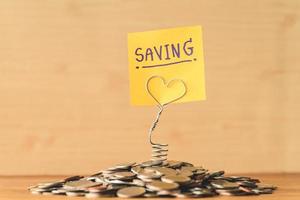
[146,180,179,191]
[161,175,191,184]
[117,186,145,198]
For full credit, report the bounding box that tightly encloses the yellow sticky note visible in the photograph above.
[128,25,206,106]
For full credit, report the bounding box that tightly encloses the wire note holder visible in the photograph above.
[145,75,187,163]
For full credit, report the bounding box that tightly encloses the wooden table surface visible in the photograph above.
[0,174,299,200]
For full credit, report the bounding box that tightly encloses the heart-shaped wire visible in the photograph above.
[146,75,187,107]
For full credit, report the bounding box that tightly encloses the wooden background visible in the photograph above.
[0,0,299,175]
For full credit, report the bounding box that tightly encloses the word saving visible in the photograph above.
[135,38,194,62]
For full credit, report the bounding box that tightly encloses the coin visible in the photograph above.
[143,192,158,198]
[52,189,67,194]
[113,171,136,179]
[166,160,183,168]
[131,166,143,174]
[178,169,194,177]
[66,191,86,197]
[64,179,101,189]
[161,175,191,184]
[37,181,63,189]
[140,160,162,167]
[211,180,239,189]
[181,162,194,167]
[132,179,145,187]
[239,185,253,193]
[255,188,274,194]
[42,191,54,195]
[181,166,199,172]
[109,162,136,170]
[146,180,179,191]
[191,188,215,197]
[137,170,161,180]
[85,192,102,198]
[257,183,277,189]
[29,160,276,198]
[208,170,225,178]
[117,186,145,198]
[87,185,107,193]
[193,169,207,175]
[152,167,178,176]
[30,190,42,195]
[30,187,50,193]
[65,175,83,182]
[238,180,257,188]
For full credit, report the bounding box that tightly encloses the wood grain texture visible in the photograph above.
[0,0,299,175]
[0,174,299,200]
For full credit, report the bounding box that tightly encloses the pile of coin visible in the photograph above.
[29,160,276,198]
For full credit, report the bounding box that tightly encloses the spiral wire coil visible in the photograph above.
[149,105,169,162]
[146,76,187,162]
